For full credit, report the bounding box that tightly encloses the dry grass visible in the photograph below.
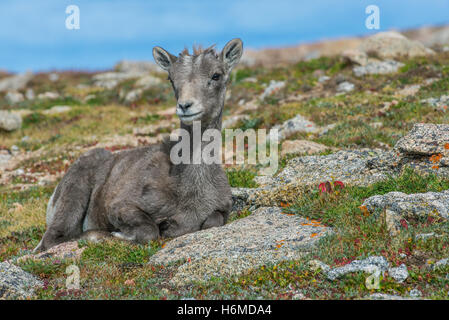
[0,197,47,238]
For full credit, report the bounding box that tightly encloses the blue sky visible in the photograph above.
[1,0,448,72]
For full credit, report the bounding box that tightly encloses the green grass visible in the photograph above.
[81,240,161,265]
[226,168,258,188]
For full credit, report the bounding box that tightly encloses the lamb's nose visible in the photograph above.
[178,101,193,112]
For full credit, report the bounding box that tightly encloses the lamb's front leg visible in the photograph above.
[108,203,160,244]
[201,210,226,230]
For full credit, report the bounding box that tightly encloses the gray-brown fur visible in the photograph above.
[34,38,243,252]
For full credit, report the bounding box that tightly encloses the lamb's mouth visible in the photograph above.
[178,111,203,121]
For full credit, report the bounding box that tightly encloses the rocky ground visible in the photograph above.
[1,29,449,300]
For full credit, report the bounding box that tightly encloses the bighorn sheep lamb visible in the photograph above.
[34,38,243,252]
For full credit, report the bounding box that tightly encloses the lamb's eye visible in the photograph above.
[211,73,221,81]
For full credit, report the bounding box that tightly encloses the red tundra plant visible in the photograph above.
[318,180,345,194]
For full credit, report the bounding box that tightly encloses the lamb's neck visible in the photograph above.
[173,112,223,177]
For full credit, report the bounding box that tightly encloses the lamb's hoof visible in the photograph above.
[32,240,44,254]
[111,232,135,241]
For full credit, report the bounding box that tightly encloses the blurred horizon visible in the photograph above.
[1,0,449,73]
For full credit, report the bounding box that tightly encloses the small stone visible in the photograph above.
[326,256,389,281]
[93,72,141,89]
[369,122,383,129]
[368,293,419,300]
[388,264,408,283]
[308,260,330,273]
[318,75,330,83]
[421,95,449,112]
[395,84,421,97]
[259,80,285,100]
[353,60,404,77]
[409,289,422,298]
[275,114,320,140]
[37,91,60,100]
[48,73,59,82]
[336,81,354,93]
[0,111,22,131]
[5,91,24,104]
[415,232,436,240]
[124,89,143,103]
[25,88,35,100]
[292,291,305,300]
[42,105,72,115]
[432,258,449,270]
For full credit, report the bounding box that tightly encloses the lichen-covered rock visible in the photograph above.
[359,31,434,59]
[135,75,162,89]
[0,111,22,131]
[367,293,421,300]
[432,258,449,270]
[123,88,143,103]
[353,60,404,77]
[148,207,332,285]
[326,256,389,281]
[395,84,421,97]
[362,190,449,223]
[0,72,33,92]
[409,289,423,298]
[0,262,43,299]
[36,91,60,100]
[394,123,449,156]
[259,80,285,100]
[388,264,409,283]
[13,241,85,264]
[251,149,401,206]
[336,81,354,93]
[42,105,72,115]
[5,91,25,104]
[92,72,141,89]
[421,95,449,113]
[281,139,329,156]
[308,260,331,273]
[231,187,255,214]
[273,114,320,140]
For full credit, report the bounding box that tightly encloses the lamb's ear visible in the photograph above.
[153,46,176,71]
[221,38,243,71]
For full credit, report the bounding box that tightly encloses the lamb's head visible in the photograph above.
[153,38,243,126]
